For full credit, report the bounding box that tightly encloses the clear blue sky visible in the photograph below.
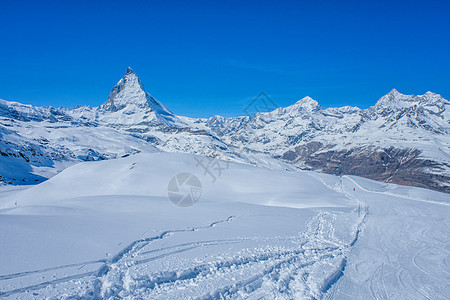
[1,0,449,117]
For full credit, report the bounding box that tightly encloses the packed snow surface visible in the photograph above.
[0,153,448,299]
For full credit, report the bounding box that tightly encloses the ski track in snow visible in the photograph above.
[326,176,450,300]
[87,211,363,300]
[85,178,366,300]
[6,174,447,299]
[0,216,235,298]
[0,188,366,300]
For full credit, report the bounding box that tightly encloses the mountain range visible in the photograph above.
[1,68,449,192]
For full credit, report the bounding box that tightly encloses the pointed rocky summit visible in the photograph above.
[98,67,181,127]
[126,66,135,75]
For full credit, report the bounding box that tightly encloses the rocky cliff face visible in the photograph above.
[1,69,449,193]
[282,144,449,192]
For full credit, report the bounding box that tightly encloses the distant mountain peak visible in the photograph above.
[388,88,399,95]
[100,68,148,112]
[374,89,448,110]
[98,68,182,127]
[289,96,321,112]
[126,66,135,75]
[386,88,405,99]
[297,96,319,105]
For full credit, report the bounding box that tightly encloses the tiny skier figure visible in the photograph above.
[353,188,356,191]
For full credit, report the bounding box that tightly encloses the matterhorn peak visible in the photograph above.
[98,68,182,127]
[100,68,148,112]
[126,66,135,75]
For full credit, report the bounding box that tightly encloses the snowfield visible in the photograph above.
[0,152,448,299]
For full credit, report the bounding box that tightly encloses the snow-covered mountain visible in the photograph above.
[203,89,450,192]
[98,67,183,127]
[1,68,449,192]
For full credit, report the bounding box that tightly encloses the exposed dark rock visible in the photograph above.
[283,143,450,193]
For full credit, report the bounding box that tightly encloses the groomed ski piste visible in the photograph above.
[0,152,449,299]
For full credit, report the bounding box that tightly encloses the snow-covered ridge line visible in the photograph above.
[1,88,447,122]
[1,68,449,192]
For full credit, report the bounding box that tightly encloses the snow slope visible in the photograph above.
[328,176,450,299]
[0,152,448,299]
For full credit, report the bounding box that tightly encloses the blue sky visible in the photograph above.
[1,0,449,118]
